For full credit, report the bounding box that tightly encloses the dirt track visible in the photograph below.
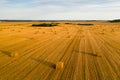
[0,22,120,80]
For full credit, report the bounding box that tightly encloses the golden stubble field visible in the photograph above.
[0,22,120,80]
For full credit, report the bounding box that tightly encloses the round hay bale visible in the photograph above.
[10,52,19,57]
[29,37,35,40]
[54,31,57,34]
[56,62,64,70]
[43,32,45,34]
[100,32,104,35]
[97,54,101,57]
[67,35,71,38]
[80,35,84,38]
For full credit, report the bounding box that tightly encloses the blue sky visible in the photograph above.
[0,0,120,20]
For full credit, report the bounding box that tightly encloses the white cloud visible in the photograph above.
[0,0,120,20]
[0,0,8,3]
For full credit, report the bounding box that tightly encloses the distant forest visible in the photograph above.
[109,19,120,23]
[0,19,120,22]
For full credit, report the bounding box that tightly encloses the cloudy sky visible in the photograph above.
[0,0,120,20]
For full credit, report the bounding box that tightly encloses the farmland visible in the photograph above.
[0,22,120,80]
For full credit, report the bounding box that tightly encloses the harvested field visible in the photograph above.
[0,22,120,80]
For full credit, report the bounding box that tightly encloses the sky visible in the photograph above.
[0,0,120,20]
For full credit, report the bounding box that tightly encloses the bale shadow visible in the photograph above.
[80,51,101,57]
[0,50,11,57]
[32,58,56,69]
